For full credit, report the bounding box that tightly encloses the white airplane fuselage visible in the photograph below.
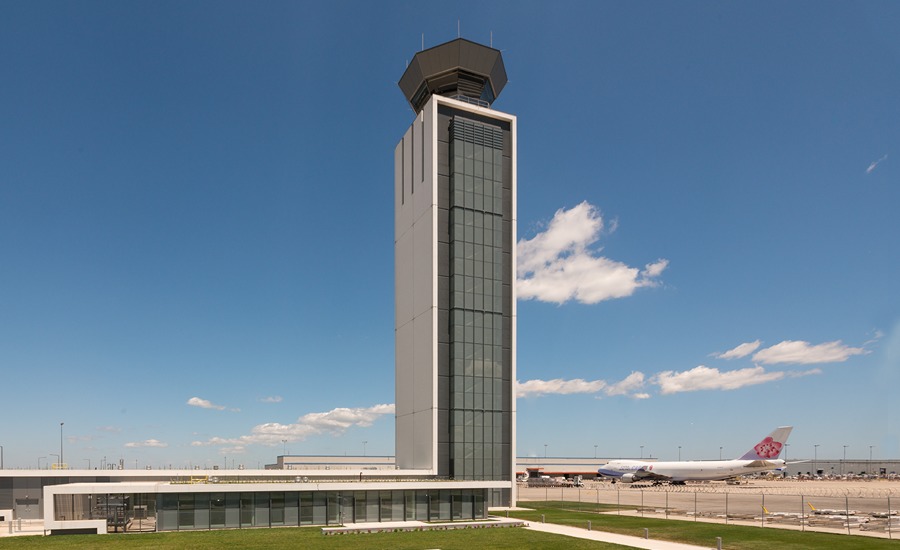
[598,458,786,483]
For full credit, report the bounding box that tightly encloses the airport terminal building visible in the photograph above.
[0,38,517,534]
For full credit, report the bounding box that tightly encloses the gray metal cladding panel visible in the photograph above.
[438,113,452,143]
[438,309,449,345]
[502,157,512,189]
[438,376,450,411]
[438,243,450,274]
[438,275,450,310]
[501,306,512,348]
[438,209,450,243]
[438,342,450,372]
[501,444,511,474]
[438,176,450,210]
[501,220,511,247]
[438,142,450,177]
[502,384,512,410]
[437,442,450,473]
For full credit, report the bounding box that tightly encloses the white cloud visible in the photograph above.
[604,372,646,396]
[125,439,168,448]
[516,372,647,399]
[516,378,607,398]
[654,365,790,394]
[715,340,762,360]
[187,397,227,411]
[260,396,283,403]
[752,340,868,365]
[866,154,888,174]
[517,201,668,304]
[191,404,394,448]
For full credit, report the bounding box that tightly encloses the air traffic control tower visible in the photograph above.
[395,38,516,506]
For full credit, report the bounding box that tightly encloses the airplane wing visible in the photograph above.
[744,460,781,468]
[628,468,671,482]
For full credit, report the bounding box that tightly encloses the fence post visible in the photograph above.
[888,495,892,539]
[761,494,765,527]
[716,536,722,550]
[641,489,644,517]
[665,489,669,519]
[725,492,728,525]
[800,494,804,532]
[846,495,851,535]
[643,527,649,539]
[588,520,591,531]
[541,514,545,523]
[694,490,697,521]
[617,487,620,515]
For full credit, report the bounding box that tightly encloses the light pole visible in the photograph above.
[719,446,723,460]
[39,456,46,469]
[678,446,681,461]
[544,444,548,458]
[0,445,3,469]
[594,445,598,459]
[282,439,287,457]
[640,445,644,459]
[84,458,91,470]
[50,453,60,469]
[842,445,849,476]
[60,422,64,468]
[813,444,819,476]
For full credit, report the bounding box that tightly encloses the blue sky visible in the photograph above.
[1,1,898,470]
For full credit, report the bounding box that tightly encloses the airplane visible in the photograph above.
[597,426,793,485]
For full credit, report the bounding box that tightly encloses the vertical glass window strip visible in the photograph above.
[448,115,507,481]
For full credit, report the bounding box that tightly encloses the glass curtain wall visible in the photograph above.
[148,489,486,530]
[448,115,508,481]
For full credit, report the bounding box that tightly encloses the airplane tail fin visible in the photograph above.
[739,426,793,460]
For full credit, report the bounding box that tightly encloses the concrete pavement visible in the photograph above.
[522,519,717,549]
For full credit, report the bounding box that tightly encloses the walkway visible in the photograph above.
[522,519,716,549]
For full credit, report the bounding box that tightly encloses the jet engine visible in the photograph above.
[620,473,638,483]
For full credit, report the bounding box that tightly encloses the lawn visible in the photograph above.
[0,526,628,550]
[3,502,898,549]
[509,501,900,550]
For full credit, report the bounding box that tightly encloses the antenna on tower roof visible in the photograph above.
[421,33,424,51]
[490,31,493,48]
[457,19,460,38]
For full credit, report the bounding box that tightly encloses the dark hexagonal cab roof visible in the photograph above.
[399,38,507,113]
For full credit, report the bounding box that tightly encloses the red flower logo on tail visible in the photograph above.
[753,437,782,459]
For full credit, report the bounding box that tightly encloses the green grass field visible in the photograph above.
[509,501,900,549]
[0,526,627,550]
[1,503,898,549]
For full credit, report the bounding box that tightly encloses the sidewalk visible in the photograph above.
[522,520,716,550]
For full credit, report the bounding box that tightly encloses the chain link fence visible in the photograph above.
[517,482,899,539]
